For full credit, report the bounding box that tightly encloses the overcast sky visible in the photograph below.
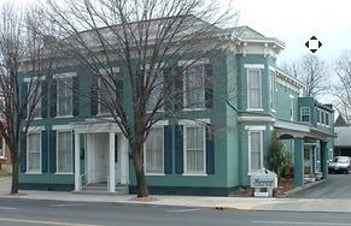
[10,0,351,65]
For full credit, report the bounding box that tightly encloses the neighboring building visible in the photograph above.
[334,114,351,157]
[0,137,11,172]
[18,17,335,195]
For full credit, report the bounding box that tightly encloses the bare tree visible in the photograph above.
[281,54,329,97]
[334,51,351,121]
[46,0,236,197]
[0,3,55,194]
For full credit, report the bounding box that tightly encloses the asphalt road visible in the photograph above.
[292,174,351,198]
[0,198,351,226]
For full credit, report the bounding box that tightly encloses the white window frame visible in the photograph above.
[143,127,165,176]
[246,126,265,175]
[56,130,73,175]
[270,70,276,112]
[289,95,294,122]
[183,125,207,176]
[0,137,5,159]
[56,77,74,118]
[98,67,120,116]
[26,132,42,174]
[183,64,206,111]
[300,107,310,122]
[246,69,263,111]
[146,70,164,113]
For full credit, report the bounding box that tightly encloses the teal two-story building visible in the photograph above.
[19,18,335,195]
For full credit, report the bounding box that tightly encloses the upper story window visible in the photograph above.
[57,77,73,117]
[146,71,164,112]
[270,71,276,111]
[27,81,41,119]
[300,107,310,122]
[98,68,121,115]
[184,65,206,109]
[318,109,330,127]
[247,69,262,110]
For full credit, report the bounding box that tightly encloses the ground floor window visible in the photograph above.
[248,130,263,174]
[184,126,206,174]
[144,128,164,174]
[27,133,41,173]
[0,137,5,159]
[57,131,73,173]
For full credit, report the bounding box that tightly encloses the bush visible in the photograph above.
[268,131,291,183]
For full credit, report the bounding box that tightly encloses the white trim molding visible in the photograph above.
[269,65,276,72]
[53,72,77,79]
[178,118,211,125]
[239,116,275,122]
[244,64,265,69]
[52,124,73,131]
[23,76,46,82]
[99,67,120,74]
[245,125,266,131]
[178,58,209,67]
[25,126,46,132]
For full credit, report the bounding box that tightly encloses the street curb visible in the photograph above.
[285,179,326,196]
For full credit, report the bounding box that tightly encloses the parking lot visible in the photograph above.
[292,174,351,198]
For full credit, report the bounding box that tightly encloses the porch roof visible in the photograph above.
[70,118,121,134]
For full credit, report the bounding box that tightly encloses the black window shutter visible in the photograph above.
[175,125,183,174]
[117,77,123,104]
[90,75,98,116]
[73,76,80,116]
[49,130,56,173]
[205,64,213,108]
[21,82,28,119]
[174,67,184,111]
[50,80,57,118]
[41,131,48,173]
[206,126,215,174]
[20,132,27,172]
[41,82,48,118]
[164,125,172,174]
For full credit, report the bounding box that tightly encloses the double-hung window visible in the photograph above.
[146,71,164,112]
[247,69,262,110]
[144,128,164,174]
[270,71,276,110]
[27,81,41,119]
[98,68,120,115]
[184,65,205,109]
[184,126,206,174]
[27,132,41,173]
[0,137,5,159]
[300,107,310,122]
[57,77,73,117]
[56,131,73,174]
[248,130,263,174]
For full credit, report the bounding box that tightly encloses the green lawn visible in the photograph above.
[0,170,11,178]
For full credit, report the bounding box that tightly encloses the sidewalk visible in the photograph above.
[0,177,349,213]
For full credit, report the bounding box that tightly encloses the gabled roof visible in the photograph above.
[232,26,265,38]
[335,114,348,127]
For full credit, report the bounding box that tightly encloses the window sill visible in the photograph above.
[31,117,43,120]
[55,115,74,119]
[0,157,7,160]
[145,173,165,176]
[246,108,264,112]
[25,172,42,175]
[55,172,74,175]
[271,109,276,113]
[182,173,208,177]
[183,108,206,111]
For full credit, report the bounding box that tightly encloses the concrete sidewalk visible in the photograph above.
[0,177,348,213]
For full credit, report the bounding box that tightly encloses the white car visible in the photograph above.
[328,156,351,174]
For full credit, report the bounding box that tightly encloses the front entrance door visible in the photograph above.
[87,133,109,184]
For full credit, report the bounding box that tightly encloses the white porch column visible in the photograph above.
[120,135,129,184]
[109,132,116,192]
[74,133,81,192]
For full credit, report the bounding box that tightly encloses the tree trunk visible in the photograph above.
[10,153,19,194]
[131,142,149,197]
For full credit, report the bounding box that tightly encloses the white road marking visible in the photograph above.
[50,203,85,208]
[0,206,17,210]
[0,217,104,226]
[252,220,351,226]
[166,208,200,213]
